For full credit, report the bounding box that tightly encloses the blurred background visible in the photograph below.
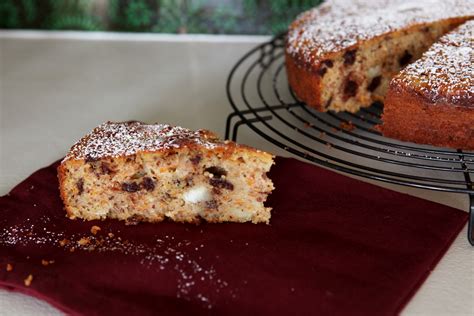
[0,0,323,35]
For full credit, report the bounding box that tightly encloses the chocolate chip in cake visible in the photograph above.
[344,80,358,98]
[122,182,140,192]
[324,96,333,109]
[321,60,334,68]
[210,178,234,190]
[399,50,413,67]
[318,60,334,77]
[85,155,98,163]
[367,76,382,92]
[343,49,357,65]
[317,67,328,77]
[100,162,113,175]
[142,177,155,191]
[206,200,218,210]
[205,166,227,178]
[190,155,202,165]
[76,178,84,195]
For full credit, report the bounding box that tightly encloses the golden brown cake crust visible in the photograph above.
[380,84,474,149]
[63,121,264,162]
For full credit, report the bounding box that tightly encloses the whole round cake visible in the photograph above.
[285,0,474,149]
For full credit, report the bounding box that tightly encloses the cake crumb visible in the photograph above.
[24,274,33,287]
[108,233,115,238]
[59,239,69,247]
[6,263,13,272]
[90,225,101,235]
[340,121,355,131]
[41,259,54,266]
[78,237,90,246]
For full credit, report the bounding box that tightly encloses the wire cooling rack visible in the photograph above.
[225,34,473,245]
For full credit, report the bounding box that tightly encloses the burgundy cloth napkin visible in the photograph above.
[0,157,467,316]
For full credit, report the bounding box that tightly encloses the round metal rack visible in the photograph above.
[225,34,473,245]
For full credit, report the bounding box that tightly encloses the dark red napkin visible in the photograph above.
[0,157,467,316]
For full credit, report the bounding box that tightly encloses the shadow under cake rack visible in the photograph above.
[224,34,474,245]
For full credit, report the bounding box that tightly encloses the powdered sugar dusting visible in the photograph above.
[287,0,474,67]
[64,121,221,161]
[395,21,474,106]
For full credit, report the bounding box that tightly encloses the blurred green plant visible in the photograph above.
[0,0,101,30]
[1,0,323,34]
[243,0,322,34]
[109,0,159,31]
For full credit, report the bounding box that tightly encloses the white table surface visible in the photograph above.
[0,31,473,315]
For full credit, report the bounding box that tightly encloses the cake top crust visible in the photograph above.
[393,21,474,106]
[64,121,223,161]
[287,0,474,68]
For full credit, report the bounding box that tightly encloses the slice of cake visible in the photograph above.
[58,122,275,224]
[286,0,473,112]
[380,21,474,149]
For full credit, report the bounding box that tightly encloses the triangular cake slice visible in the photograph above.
[58,122,274,224]
[381,21,474,149]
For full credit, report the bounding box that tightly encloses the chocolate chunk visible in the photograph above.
[122,182,140,193]
[206,200,218,210]
[324,96,333,109]
[205,166,227,178]
[344,80,358,98]
[317,67,327,77]
[190,155,202,165]
[317,60,334,77]
[343,50,357,65]
[367,76,382,92]
[142,177,155,191]
[76,178,84,195]
[100,162,113,175]
[210,178,234,190]
[85,155,98,163]
[321,60,334,68]
[399,51,412,67]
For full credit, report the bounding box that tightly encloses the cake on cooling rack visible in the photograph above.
[380,21,474,149]
[285,0,473,113]
[58,121,274,224]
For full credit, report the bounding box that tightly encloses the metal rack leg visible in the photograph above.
[225,115,272,142]
[469,194,474,246]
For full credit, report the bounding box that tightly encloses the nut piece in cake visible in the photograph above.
[58,122,275,224]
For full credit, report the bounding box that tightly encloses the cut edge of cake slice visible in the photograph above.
[380,21,474,149]
[58,121,275,224]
